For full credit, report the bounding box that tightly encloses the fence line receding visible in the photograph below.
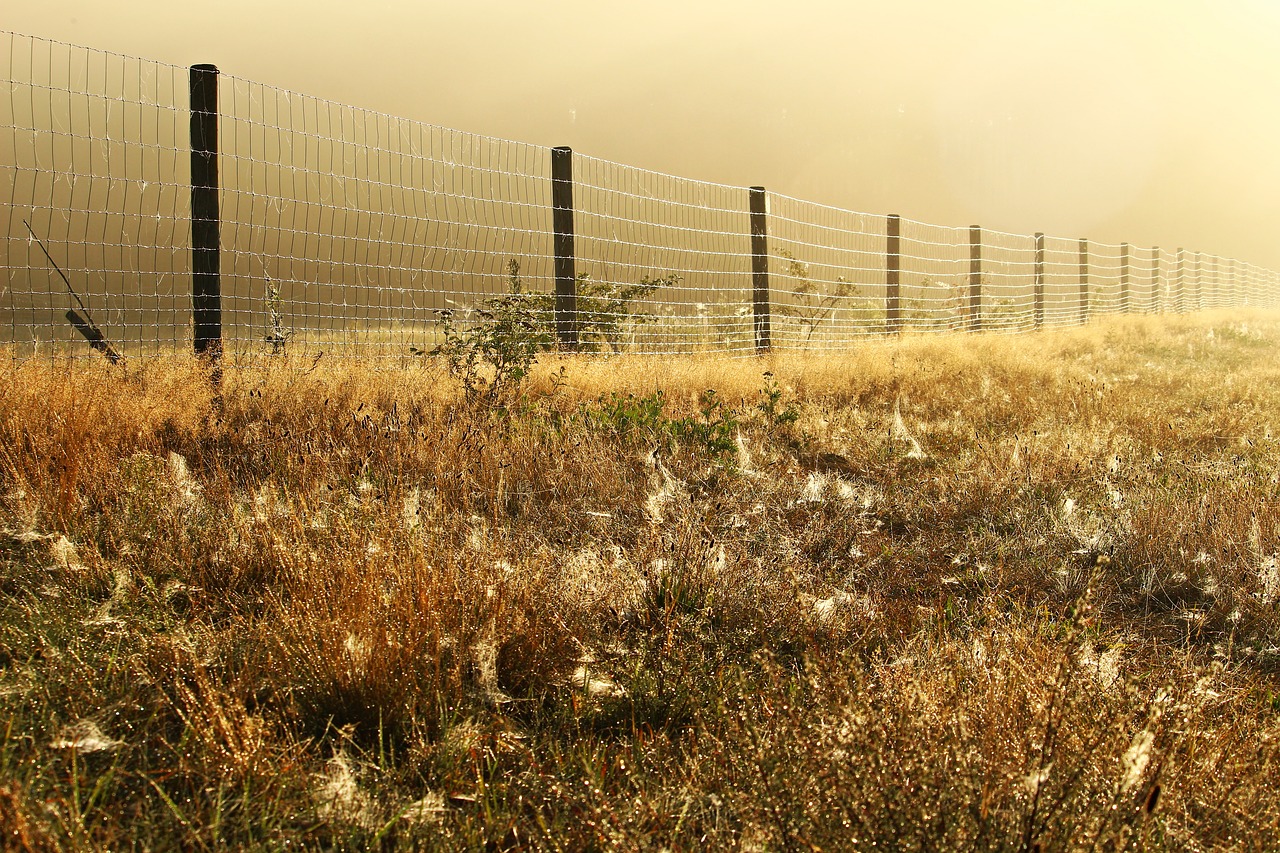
[3,31,1277,361]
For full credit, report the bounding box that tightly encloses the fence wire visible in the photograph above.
[2,35,191,355]
[217,73,551,357]
[3,31,1278,362]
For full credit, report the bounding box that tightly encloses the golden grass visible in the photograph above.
[0,310,1278,849]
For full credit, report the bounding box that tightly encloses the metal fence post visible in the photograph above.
[1078,238,1089,324]
[886,214,901,333]
[1120,243,1131,313]
[749,187,771,352]
[189,63,222,366]
[1034,232,1045,329]
[968,225,982,332]
[551,146,578,349]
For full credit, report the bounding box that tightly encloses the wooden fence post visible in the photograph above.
[749,187,771,352]
[189,63,222,368]
[1078,238,1089,324]
[1175,248,1186,313]
[886,214,901,333]
[551,146,578,349]
[968,225,982,332]
[1120,243,1131,313]
[1034,232,1045,329]
[1195,252,1203,309]
[1151,246,1161,314]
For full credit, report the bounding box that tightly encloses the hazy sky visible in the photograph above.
[10,0,1280,270]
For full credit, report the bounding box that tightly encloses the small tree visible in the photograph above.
[414,261,682,400]
[414,259,553,403]
[575,272,680,353]
[775,249,855,343]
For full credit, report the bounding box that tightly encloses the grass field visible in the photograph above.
[1,310,1278,850]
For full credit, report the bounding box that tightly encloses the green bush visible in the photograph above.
[583,388,739,458]
[414,260,553,403]
[575,272,680,353]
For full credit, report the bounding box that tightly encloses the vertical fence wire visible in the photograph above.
[2,30,1278,362]
[217,72,551,359]
[571,154,751,354]
[1,34,191,357]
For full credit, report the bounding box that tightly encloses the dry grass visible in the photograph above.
[0,310,1278,850]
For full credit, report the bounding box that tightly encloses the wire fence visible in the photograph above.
[4,31,1279,362]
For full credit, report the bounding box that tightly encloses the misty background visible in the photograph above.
[9,0,1278,269]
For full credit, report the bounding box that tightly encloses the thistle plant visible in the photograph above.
[265,280,293,354]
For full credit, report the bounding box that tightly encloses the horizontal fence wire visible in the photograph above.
[3,30,1279,362]
[2,35,191,355]
[572,154,752,355]
[217,72,551,358]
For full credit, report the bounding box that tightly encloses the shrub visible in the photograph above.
[575,272,680,353]
[415,260,554,403]
[775,249,856,343]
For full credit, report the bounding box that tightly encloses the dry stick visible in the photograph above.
[23,220,125,365]
[1021,582,1096,852]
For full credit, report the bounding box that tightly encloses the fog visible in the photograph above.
[9,0,1279,270]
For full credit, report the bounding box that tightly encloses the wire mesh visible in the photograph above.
[1,34,191,356]
[766,194,887,350]
[1041,235,1085,328]
[2,30,1278,362]
[979,229,1036,332]
[898,218,970,335]
[217,73,551,358]
[572,155,751,354]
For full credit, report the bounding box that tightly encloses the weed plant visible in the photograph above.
[0,311,1278,849]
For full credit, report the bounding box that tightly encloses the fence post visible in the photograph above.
[968,225,982,332]
[1195,252,1203,309]
[551,146,578,349]
[1033,232,1045,329]
[1151,246,1161,314]
[1175,248,1185,313]
[749,187,771,352]
[1120,243,1131,313]
[886,214,901,333]
[189,63,222,367]
[1078,238,1089,324]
